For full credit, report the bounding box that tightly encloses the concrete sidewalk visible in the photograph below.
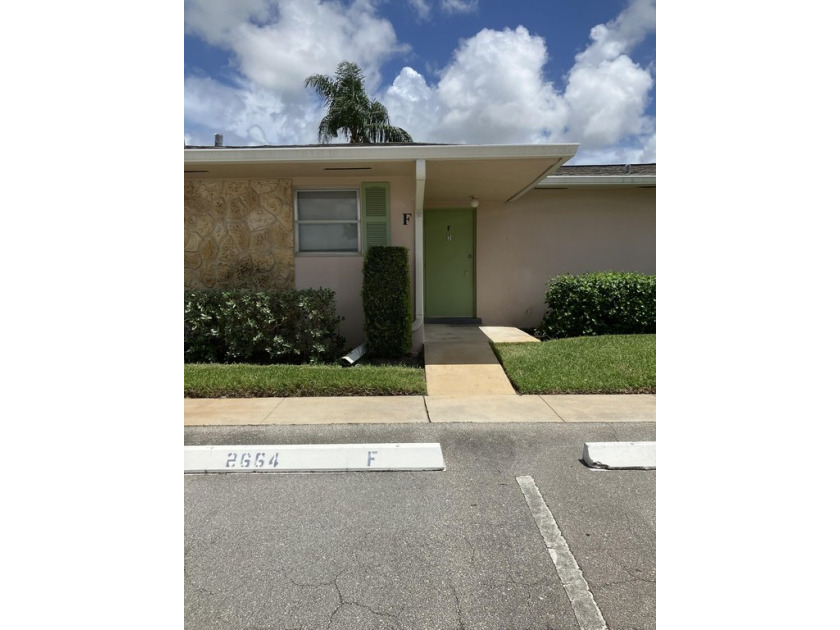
[184,394,656,426]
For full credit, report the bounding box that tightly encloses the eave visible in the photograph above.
[184,143,580,205]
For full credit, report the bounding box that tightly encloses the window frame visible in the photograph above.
[294,188,361,256]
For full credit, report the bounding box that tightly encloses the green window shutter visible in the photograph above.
[362,182,390,252]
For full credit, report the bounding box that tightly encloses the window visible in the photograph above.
[295,190,360,253]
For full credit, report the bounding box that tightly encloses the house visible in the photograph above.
[184,143,655,352]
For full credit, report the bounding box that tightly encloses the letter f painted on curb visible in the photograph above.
[367,451,378,467]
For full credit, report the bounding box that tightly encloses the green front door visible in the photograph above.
[424,208,475,318]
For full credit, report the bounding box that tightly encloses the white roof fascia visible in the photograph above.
[184,143,579,166]
[537,175,655,188]
[506,160,570,203]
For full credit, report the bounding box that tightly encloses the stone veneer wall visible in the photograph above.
[184,179,295,290]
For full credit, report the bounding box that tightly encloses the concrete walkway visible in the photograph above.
[184,394,656,426]
[423,325,538,396]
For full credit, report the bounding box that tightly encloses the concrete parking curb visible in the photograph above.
[583,441,656,470]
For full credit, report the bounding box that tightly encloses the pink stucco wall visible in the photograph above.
[476,187,656,328]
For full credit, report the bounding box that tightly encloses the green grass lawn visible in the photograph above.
[185,334,653,398]
[184,363,427,398]
[493,334,655,394]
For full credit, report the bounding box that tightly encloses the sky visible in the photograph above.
[184,0,656,164]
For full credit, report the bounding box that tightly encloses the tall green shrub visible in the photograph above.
[362,246,412,357]
[184,288,345,364]
[536,271,655,339]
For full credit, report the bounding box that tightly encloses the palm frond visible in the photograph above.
[304,74,335,101]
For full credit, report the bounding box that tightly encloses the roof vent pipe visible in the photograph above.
[214,133,223,147]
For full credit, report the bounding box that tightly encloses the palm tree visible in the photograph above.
[305,61,413,144]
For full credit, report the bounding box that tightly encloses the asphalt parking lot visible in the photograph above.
[185,421,655,630]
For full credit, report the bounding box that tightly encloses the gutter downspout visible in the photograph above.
[412,159,426,332]
[340,342,368,366]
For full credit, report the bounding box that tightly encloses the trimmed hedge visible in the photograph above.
[184,288,345,364]
[536,271,655,339]
[362,246,412,357]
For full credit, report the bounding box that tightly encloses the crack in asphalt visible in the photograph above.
[334,566,404,625]
[617,559,655,585]
[277,567,400,629]
[450,585,467,630]
[595,574,656,589]
[462,534,478,566]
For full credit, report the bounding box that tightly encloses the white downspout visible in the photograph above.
[412,159,426,331]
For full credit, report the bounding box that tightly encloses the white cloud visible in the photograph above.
[381,67,440,141]
[564,54,653,146]
[384,27,568,144]
[407,0,432,21]
[640,132,656,162]
[184,75,318,145]
[575,0,656,66]
[253,1,405,90]
[571,132,656,165]
[441,0,479,15]
[184,0,274,46]
[407,0,477,20]
[563,0,655,148]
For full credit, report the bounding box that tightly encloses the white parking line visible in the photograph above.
[517,475,607,630]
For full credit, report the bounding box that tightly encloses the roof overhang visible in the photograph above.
[184,144,579,205]
[536,174,656,189]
